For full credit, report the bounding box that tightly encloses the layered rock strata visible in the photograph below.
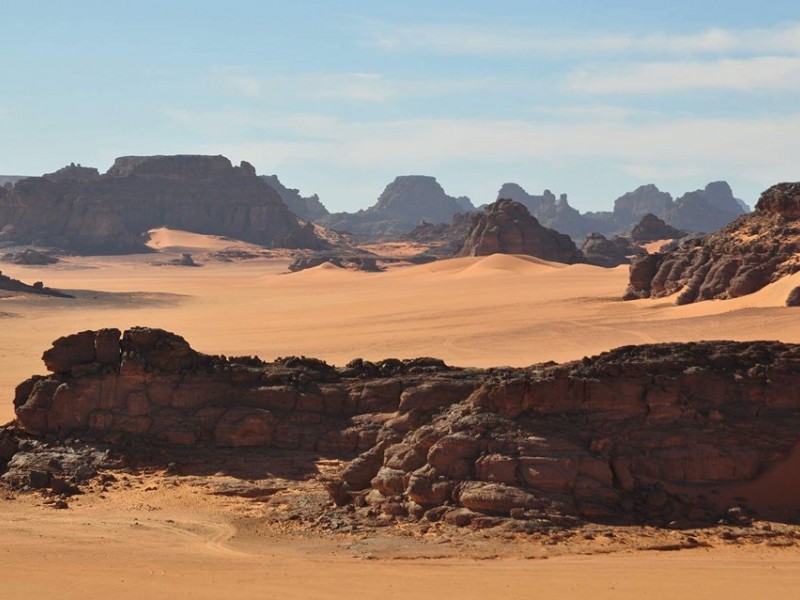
[9,328,800,525]
[0,155,327,254]
[624,182,800,304]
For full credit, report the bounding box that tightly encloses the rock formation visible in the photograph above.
[288,255,380,273]
[319,176,473,240]
[497,184,602,240]
[456,200,583,263]
[7,328,800,526]
[624,182,800,304]
[403,213,475,258]
[261,174,329,221]
[0,155,328,254]
[1,249,59,265]
[0,271,73,298]
[498,182,748,241]
[630,214,683,242]
[665,182,748,233]
[580,233,635,268]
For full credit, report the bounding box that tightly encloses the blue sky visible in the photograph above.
[2,1,800,212]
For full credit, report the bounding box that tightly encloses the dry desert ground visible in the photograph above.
[2,229,800,599]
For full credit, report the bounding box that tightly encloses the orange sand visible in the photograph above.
[2,229,800,597]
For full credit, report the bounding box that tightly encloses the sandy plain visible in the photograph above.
[2,228,800,598]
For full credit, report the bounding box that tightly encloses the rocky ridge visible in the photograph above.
[624,182,800,304]
[6,328,800,528]
[498,181,747,242]
[0,155,328,254]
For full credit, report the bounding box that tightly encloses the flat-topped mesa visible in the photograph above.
[456,199,583,263]
[624,182,800,304]
[10,328,800,524]
[0,154,327,253]
[105,155,254,179]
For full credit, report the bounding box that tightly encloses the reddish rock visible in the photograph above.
[456,199,583,263]
[625,182,800,303]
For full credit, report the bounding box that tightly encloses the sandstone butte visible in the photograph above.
[0,155,328,254]
[3,327,800,531]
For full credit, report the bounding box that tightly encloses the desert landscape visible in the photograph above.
[3,215,800,598]
[5,3,800,598]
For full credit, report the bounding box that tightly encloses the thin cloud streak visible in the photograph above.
[167,109,800,191]
[213,68,497,103]
[369,22,800,58]
[565,56,800,94]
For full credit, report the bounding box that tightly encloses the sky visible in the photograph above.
[2,1,800,212]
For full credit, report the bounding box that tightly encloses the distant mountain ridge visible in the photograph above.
[317,175,474,240]
[496,181,748,240]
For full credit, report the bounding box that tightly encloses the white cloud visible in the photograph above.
[368,22,800,58]
[213,68,496,103]
[168,109,800,194]
[565,55,800,94]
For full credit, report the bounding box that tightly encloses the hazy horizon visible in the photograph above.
[2,1,799,212]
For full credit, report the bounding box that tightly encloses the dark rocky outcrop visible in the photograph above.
[0,271,73,298]
[0,155,328,254]
[2,249,59,265]
[7,328,800,526]
[288,255,380,273]
[624,182,800,304]
[456,200,583,264]
[580,233,634,268]
[403,213,475,258]
[43,163,100,183]
[318,176,473,240]
[261,174,329,221]
[497,184,604,240]
[630,214,684,242]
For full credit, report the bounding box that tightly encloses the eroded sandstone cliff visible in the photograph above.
[624,182,800,304]
[7,328,800,527]
[0,155,328,253]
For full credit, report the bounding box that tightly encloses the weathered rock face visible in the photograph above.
[1,249,59,265]
[456,200,583,263]
[756,182,800,219]
[624,182,800,304]
[0,155,328,254]
[318,176,473,240]
[630,213,683,242]
[43,163,100,183]
[614,184,674,225]
[580,233,633,268]
[9,328,800,524]
[403,212,474,258]
[261,174,329,221]
[666,182,748,233]
[497,184,602,240]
